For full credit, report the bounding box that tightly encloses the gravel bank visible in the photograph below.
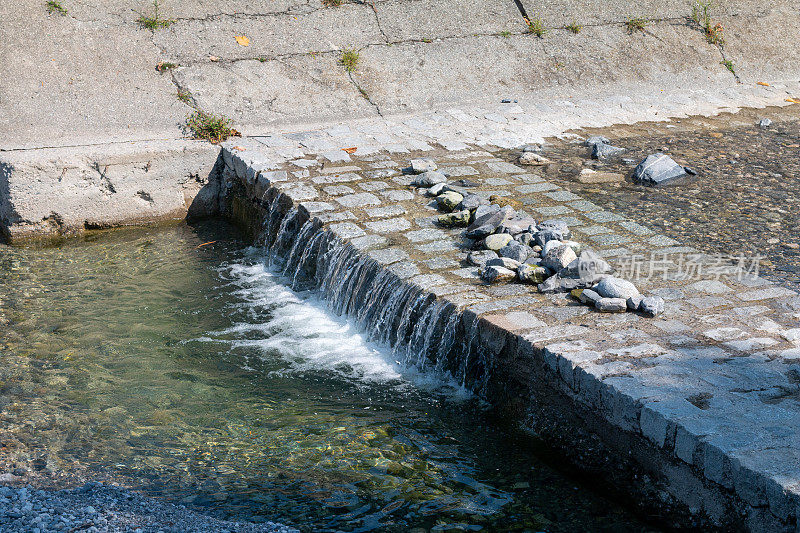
[0,482,298,533]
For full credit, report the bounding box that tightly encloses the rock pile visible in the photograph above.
[407,159,664,316]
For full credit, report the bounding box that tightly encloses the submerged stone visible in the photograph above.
[633,153,688,186]
[591,142,625,159]
[519,152,551,166]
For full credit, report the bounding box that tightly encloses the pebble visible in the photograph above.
[595,298,628,313]
[481,265,516,283]
[436,191,464,211]
[438,210,471,227]
[518,152,551,166]
[640,296,665,317]
[486,257,521,270]
[484,233,514,251]
[594,277,640,300]
[414,170,447,187]
[633,153,688,185]
[498,242,532,262]
[518,264,548,284]
[0,483,296,533]
[541,245,577,272]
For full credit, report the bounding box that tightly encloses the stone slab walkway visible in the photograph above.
[220,80,800,530]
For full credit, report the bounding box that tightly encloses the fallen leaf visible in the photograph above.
[232,146,246,151]
[235,35,250,47]
[196,241,217,248]
[709,132,723,138]
[209,55,220,62]
[342,147,358,154]
[786,97,800,104]
[756,81,770,86]
[229,128,242,137]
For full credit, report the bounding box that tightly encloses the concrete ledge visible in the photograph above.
[0,140,221,243]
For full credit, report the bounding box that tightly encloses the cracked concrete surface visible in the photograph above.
[1,0,799,238]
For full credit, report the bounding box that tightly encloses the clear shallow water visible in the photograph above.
[0,221,655,532]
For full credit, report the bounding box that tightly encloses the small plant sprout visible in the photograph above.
[526,17,547,38]
[566,22,582,34]
[46,0,67,15]
[136,0,174,30]
[155,62,177,73]
[339,49,360,72]
[183,110,238,144]
[721,59,735,74]
[625,17,648,33]
[692,1,724,45]
[499,30,511,38]
[177,88,192,104]
[323,0,342,6]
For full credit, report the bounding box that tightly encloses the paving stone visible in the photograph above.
[440,165,479,176]
[312,172,362,184]
[349,234,388,250]
[367,248,409,265]
[579,225,612,236]
[535,206,572,217]
[516,183,560,193]
[316,211,356,223]
[585,211,625,223]
[382,189,414,202]
[486,161,525,174]
[737,287,796,301]
[589,233,633,246]
[323,185,355,196]
[388,261,421,279]
[359,181,390,191]
[365,217,412,233]
[328,222,366,239]
[284,184,318,201]
[405,228,448,243]
[335,192,382,208]
[300,201,334,213]
[366,205,407,218]
[423,257,459,270]
[415,241,459,253]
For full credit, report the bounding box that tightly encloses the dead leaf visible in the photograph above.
[209,55,220,62]
[235,35,250,47]
[342,147,358,154]
[709,132,723,138]
[786,97,800,104]
[756,81,770,87]
[229,129,242,137]
[196,241,217,248]
[232,146,246,151]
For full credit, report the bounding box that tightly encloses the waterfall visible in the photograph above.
[251,197,494,395]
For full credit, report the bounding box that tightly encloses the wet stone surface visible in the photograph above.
[535,104,800,290]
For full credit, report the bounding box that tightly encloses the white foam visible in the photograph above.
[196,253,469,397]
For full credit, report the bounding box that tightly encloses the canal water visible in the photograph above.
[540,104,800,289]
[0,221,656,532]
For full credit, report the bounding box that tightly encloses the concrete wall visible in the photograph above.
[1,0,799,240]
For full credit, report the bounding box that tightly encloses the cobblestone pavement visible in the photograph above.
[221,82,800,527]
